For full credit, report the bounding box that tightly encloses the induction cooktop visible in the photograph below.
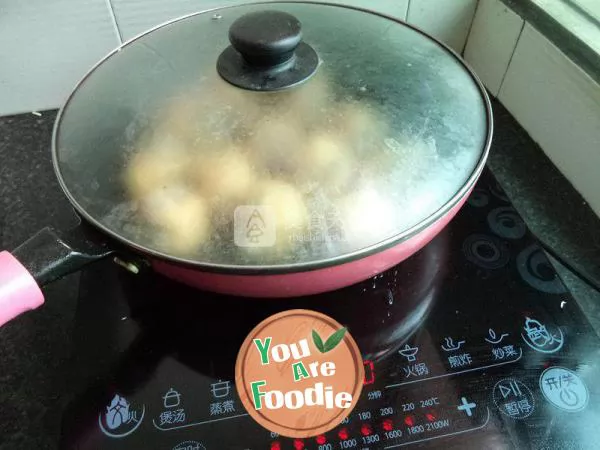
[60,169,600,449]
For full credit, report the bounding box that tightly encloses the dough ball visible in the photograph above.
[249,119,304,176]
[301,133,354,190]
[282,72,331,129]
[192,149,255,203]
[257,180,308,237]
[305,134,344,169]
[199,78,265,139]
[141,185,210,255]
[335,102,387,144]
[340,186,397,247]
[375,133,440,192]
[202,77,255,112]
[158,94,204,144]
[157,80,256,146]
[124,134,189,198]
[329,102,390,175]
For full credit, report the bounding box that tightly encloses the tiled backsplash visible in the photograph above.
[406,0,477,54]
[0,0,477,116]
[0,0,119,116]
[110,0,411,41]
[463,0,523,96]
[464,0,600,217]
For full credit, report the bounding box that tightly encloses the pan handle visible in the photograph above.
[0,225,114,327]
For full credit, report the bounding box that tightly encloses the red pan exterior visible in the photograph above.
[152,188,472,297]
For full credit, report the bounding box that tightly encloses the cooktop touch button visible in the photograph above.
[492,379,535,419]
[456,397,477,417]
[98,394,146,438]
[539,367,589,412]
[521,316,564,354]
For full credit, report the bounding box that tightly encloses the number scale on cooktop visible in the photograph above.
[60,169,600,449]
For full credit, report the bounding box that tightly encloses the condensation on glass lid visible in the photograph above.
[111,73,453,265]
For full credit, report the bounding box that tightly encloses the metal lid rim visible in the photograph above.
[51,1,494,275]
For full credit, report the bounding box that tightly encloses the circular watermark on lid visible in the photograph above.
[235,309,364,438]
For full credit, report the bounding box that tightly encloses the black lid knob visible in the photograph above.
[217,10,319,91]
[229,11,301,68]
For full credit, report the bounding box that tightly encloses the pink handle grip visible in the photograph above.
[0,251,44,327]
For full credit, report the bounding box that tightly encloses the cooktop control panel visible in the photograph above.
[62,305,597,450]
[60,170,600,449]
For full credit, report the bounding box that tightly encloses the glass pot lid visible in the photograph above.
[53,1,491,270]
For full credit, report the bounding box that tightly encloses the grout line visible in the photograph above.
[461,0,483,56]
[497,19,526,96]
[104,0,123,45]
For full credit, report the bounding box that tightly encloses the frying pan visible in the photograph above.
[0,2,492,327]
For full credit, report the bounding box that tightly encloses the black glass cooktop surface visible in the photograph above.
[60,169,600,450]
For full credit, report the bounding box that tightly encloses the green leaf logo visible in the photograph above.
[312,327,347,353]
[312,329,325,353]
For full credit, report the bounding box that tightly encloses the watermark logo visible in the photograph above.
[234,206,276,247]
[289,210,346,243]
[234,205,347,248]
[235,309,364,438]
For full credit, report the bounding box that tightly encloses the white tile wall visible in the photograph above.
[499,24,600,216]
[0,0,482,116]
[0,0,120,115]
[111,0,410,42]
[463,0,524,95]
[406,0,478,53]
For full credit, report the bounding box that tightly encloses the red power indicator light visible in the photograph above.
[426,413,437,422]
[363,360,375,385]
[404,416,415,427]
[293,439,305,450]
[338,428,350,440]
[382,418,394,431]
[360,423,373,436]
[316,435,327,445]
[270,442,281,450]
